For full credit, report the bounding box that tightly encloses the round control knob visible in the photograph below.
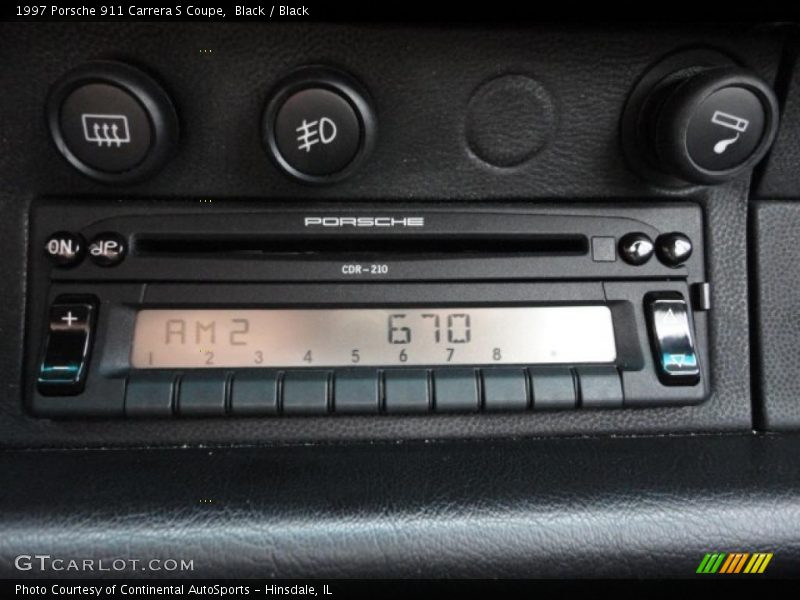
[623,54,779,186]
[656,233,693,267]
[262,67,377,184]
[619,232,654,266]
[650,68,778,184]
[47,61,179,184]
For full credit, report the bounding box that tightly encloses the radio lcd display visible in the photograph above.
[130,306,618,369]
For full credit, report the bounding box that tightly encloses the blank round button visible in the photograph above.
[618,232,654,266]
[656,233,693,267]
[466,74,556,167]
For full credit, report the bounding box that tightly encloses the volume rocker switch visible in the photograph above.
[646,294,700,386]
[37,298,97,395]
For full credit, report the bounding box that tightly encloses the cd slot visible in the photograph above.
[134,234,589,258]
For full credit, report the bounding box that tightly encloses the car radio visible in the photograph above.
[26,200,710,418]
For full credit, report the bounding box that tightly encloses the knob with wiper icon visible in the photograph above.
[622,52,779,186]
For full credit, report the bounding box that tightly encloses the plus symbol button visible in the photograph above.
[61,311,78,327]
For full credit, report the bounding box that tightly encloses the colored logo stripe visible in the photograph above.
[744,553,773,574]
[697,553,726,573]
[719,553,748,573]
[697,552,773,574]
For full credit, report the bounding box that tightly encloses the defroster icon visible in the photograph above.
[81,113,131,147]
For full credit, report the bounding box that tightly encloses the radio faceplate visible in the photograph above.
[27,200,709,418]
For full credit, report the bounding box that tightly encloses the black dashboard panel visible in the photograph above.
[0,23,779,447]
[0,23,786,198]
[753,200,800,431]
[3,434,800,579]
